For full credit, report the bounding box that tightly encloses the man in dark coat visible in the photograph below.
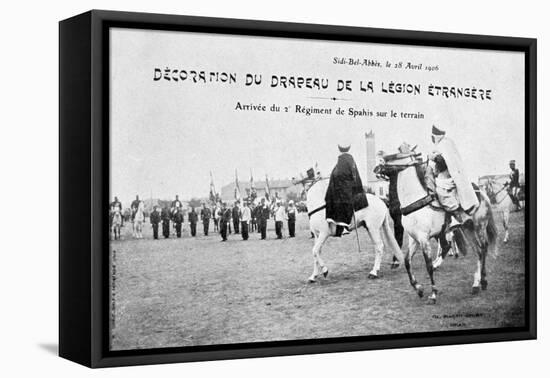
[161,205,171,238]
[188,207,198,237]
[325,144,365,237]
[200,203,211,236]
[150,206,161,239]
[287,200,297,238]
[220,203,231,241]
[376,150,403,268]
[232,202,240,234]
[257,198,270,240]
[173,208,184,238]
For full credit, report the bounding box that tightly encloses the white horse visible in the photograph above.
[133,201,145,239]
[377,161,498,304]
[486,179,515,243]
[111,208,123,240]
[306,179,404,282]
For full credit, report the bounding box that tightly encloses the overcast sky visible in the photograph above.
[110,28,525,205]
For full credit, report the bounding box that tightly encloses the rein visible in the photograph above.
[308,204,326,218]
[489,183,510,205]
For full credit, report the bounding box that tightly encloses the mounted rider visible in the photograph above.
[427,125,479,228]
[171,195,183,216]
[130,195,141,221]
[507,160,521,209]
[325,143,366,237]
[110,196,123,226]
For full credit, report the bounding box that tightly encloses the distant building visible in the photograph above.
[365,131,388,198]
[220,179,302,203]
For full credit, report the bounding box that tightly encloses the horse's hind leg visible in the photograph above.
[480,249,488,290]
[404,237,423,298]
[309,232,329,283]
[367,228,384,279]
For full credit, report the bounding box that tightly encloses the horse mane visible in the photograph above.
[414,162,428,192]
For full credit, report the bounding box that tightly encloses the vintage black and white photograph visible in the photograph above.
[107,27,526,351]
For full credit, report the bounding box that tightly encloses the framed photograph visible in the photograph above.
[59,10,536,368]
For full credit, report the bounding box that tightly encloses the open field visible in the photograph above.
[110,210,525,350]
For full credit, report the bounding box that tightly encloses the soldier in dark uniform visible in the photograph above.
[325,144,365,237]
[220,203,231,241]
[130,195,141,221]
[161,205,171,238]
[287,200,297,238]
[257,198,270,240]
[250,204,257,232]
[508,160,521,209]
[150,206,161,239]
[173,208,184,238]
[188,207,198,237]
[200,203,211,236]
[252,205,261,233]
[232,202,241,234]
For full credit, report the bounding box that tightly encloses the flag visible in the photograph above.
[264,174,271,201]
[209,171,216,203]
[234,169,241,201]
[249,169,257,202]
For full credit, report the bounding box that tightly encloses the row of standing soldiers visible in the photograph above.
[147,198,297,241]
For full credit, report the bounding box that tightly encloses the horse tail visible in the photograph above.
[381,210,404,263]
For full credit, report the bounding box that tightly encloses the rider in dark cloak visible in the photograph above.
[325,144,366,237]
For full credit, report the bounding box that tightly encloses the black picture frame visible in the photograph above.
[59,9,537,368]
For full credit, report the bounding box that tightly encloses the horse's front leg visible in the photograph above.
[502,209,510,243]
[472,225,489,293]
[421,240,437,304]
[404,237,423,298]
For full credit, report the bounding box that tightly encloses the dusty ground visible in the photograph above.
[110,210,525,350]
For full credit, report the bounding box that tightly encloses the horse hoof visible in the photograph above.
[416,286,424,298]
[390,263,400,270]
[368,273,378,279]
[322,267,329,278]
[308,276,316,283]
[472,286,481,295]
[428,296,437,305]
[481,280,488,291]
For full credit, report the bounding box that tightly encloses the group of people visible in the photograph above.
[212,198,297,242]
[109,193,299,241]
[110,123,522,246]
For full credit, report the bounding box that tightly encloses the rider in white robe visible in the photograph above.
[430,125,479,223]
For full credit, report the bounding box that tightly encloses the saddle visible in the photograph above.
[431,182,482,211]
